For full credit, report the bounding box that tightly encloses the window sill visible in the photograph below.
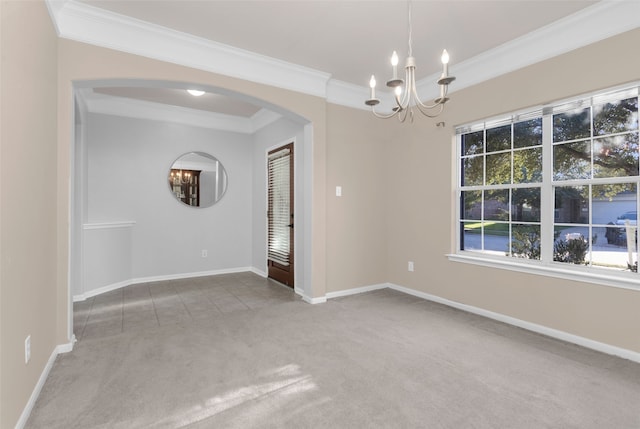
[447,252,640,292]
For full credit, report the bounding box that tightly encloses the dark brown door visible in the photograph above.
[267,143,294,287]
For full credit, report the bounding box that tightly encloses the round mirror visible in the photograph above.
[168,152,228,208]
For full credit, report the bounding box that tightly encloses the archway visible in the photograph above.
[69,79,314,339]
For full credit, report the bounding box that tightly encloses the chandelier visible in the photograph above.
[170,169,192,185]
[365,2,456,122]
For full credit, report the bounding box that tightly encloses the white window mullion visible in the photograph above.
[454,82,640,288]
[540,114,554,263]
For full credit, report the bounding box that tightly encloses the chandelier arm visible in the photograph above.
[414,101,445,118]
[397,107,409,123]
[395,66,412,110]
[370,106,400,120]
[365,0,456,121]
[411,82,445,111]
[413,97,442,111]
[394,92,405,111]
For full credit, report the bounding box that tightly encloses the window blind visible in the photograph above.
[268,148,291,266]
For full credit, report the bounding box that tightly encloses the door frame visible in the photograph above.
[264,139,299,291]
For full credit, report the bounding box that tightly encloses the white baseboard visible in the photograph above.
[320,282,640,363]
[386,282,640,364]
[73,279,130,302]
[73,267,255,301]
[250,267,267,278]
[302,294,327,304]
[325,283,388,299]
[15,340,75,429]
[130,267,253,285]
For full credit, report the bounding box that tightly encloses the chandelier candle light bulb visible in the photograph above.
[370,75,376,99]
[441,49,450,75]
[391,51,399,80]
[365,2,456,122]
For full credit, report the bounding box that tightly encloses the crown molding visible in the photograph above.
[76,89,281,134]
[417,0,640,99]
[49,0,331,98]
[326,79,397,113]
[49,1,640,113]
[334,0,640,111]
[326,79,366,111]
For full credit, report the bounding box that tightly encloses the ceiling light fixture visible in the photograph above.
[365,1,456,122]
[187,89,205,97]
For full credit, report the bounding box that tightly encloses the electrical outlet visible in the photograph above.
[408,261,414,272]
[25,335,31,364]
[201,249,208,258]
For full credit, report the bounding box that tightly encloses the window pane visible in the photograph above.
[458,86,640,275]
[486,152,511,185]
[462,156,483,186]
[462,131,484,156]
[555,186,588,224]
[553,141,590,180]
[460,221,482,252]
[593,133,639,178]
[553,107,591,142]
[510,224,540,260]
[483,222,509,253]
[553,226,589,264]
[592,183,637,226]
[592,229,636,270]
[513,147,542,183]
[514,118,542,148]
[593,97,638,136]
[461,190,482,220]
[484,189,509,221]
[512,188,541,222]
[486,124,511,153]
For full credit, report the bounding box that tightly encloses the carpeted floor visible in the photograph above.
[25,273,640,428]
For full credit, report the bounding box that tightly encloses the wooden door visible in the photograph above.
[267,143,294,287]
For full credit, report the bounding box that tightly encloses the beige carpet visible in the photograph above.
[25,275,640,428]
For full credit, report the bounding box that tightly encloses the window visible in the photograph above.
[456,85,640,285]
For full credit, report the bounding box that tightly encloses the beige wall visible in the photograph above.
[386,28,640,353]
[325,104,395,292]
[1,1,59,427]
[55,39,333,343]
[2,3,640,426]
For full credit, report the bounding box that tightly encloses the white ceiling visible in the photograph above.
[80,0,597,85]
[53,1,638,121]
[94,87,262,117]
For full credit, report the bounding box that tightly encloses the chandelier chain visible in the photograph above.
[407,2,413,57]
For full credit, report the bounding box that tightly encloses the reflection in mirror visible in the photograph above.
[168,152,228,208]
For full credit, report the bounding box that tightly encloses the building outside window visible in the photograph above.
[457,85,639,280]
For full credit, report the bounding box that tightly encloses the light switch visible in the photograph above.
[336,186,342,197]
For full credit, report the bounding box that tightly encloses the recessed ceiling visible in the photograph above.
[93,87,262,118]
[79,0,598,86]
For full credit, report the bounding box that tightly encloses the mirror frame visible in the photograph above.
[168,151,228,208]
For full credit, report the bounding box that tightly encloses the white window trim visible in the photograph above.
[447,252,640,292]
[452,83,640,292]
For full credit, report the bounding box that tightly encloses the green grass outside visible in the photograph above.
[464,221,510,236]
[465,222,572,238]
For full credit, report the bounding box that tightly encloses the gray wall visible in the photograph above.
[85,113,253,289]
